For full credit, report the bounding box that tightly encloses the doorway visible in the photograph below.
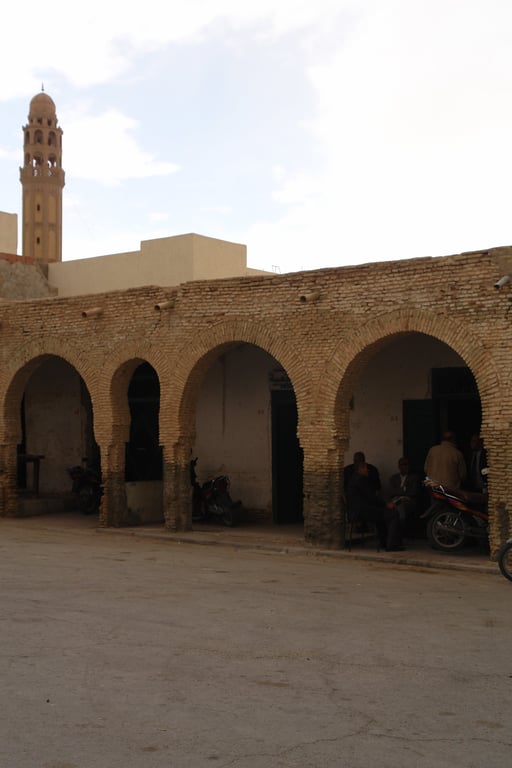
[271,390,303,524]
[403,366,481,475]
[125,363,162,482]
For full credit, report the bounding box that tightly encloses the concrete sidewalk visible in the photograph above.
[103,523,499,575]
[7,512,499,576]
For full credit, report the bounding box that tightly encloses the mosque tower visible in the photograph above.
[19,90,65,263]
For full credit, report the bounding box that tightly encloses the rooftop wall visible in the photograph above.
[0,212,17,256]
[47,233,270,296]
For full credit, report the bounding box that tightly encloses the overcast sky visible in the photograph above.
[1,0,511,273]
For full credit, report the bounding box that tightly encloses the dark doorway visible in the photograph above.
[81,379,101,476]
[125,363,162,482]
[403,399,438,476]
[403,366,481,475]
[271,390,303,524]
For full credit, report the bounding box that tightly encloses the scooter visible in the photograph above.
[498,539,512,581]
[69,461,102,515]
[422,479,488,552]
[190,457,239,527]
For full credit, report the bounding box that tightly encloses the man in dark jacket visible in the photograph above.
[387,457,420,533]
[344,451,381,493]
[346,462,404,552]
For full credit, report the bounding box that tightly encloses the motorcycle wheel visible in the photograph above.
[427,508,466,551]
[192,496,207,523]
[216,492,236,527]
[221,506,235,527]
[78,484,100,515]
[498,541,512,582]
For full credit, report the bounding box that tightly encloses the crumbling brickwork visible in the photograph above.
[0,253,55,300]
[0,248,511,555]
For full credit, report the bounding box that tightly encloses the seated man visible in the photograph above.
[387,457,420,533]
[344,450,381,493]
[346,461,404,552]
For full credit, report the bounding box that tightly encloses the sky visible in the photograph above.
[1,0,512,274]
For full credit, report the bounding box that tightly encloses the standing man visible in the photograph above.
[424,431,467,489]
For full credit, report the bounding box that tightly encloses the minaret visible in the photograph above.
[20,90,65,263]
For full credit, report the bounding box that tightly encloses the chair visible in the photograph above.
[342,494,380,552]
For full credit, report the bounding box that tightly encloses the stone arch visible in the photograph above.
[314,307,505,553]
[170,317,313,444]
[96,343,170,446]
[317,308,502,444]
[0,343,101,517]
[1,340,101,445]
[109,358,155,447]
[160,318,312,533]
[99,345,169,527]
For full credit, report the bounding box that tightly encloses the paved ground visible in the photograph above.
[0,515,510,768]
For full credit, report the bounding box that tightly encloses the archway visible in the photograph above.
[343,333,481,482]
[7,355,99,516]
[336,331,488,552]
[187,343,303,528]
[125,362,162,483]
[107,359,163,526]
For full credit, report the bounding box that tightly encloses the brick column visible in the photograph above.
[300,426,345,549]
[99,442,127,527]
[486,431,512,558]
[0,443,19,517]
[162,441,192,532]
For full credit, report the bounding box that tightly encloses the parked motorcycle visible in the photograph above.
[69,462,102,515]
[190,457,239,527]
[422,479,488,552]
[498,539,512,581]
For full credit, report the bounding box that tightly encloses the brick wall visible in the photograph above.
[0,248,510,553]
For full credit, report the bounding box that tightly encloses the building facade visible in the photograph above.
[1,247,511,556]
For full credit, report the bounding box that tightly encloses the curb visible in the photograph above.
[96,526,500,576]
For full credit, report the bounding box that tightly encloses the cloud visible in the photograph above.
[272,172,322,206]
[0,0,355,99]
[62,109,178,185]
[5,0,512,273]
[199,204,233,215]
[235,0,512,272]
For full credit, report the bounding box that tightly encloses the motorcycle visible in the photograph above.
[190,457,239,527]
[498,539,512,581]
[422,478,488,552]
[69,462,102,515]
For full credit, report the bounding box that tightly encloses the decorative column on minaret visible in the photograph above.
[20,90,65,263]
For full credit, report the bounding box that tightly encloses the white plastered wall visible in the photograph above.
[24,359,85,493]
[194,345,277,514]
